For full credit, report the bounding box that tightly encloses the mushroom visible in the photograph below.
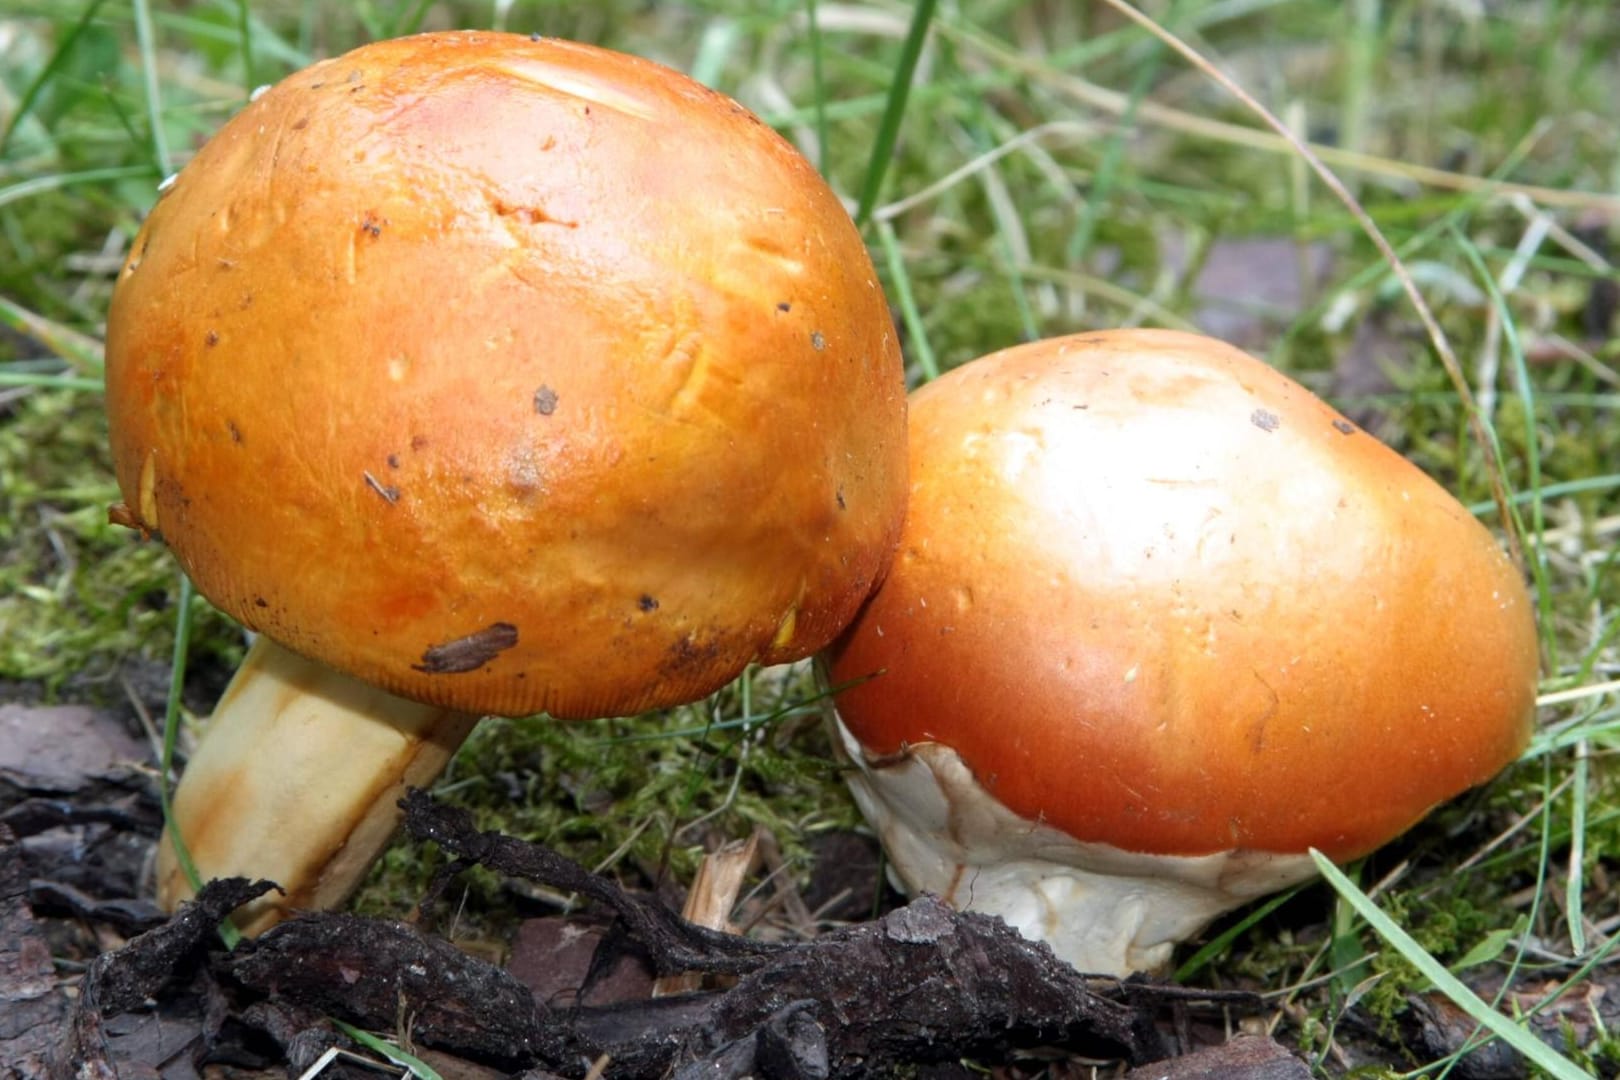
[105,31,908,933]
[821,329,1539,976]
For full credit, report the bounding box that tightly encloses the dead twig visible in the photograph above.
[402,787,783,978]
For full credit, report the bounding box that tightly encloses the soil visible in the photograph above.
[2,689,1613,1079]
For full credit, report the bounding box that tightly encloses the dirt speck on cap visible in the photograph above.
[414,622,520,674]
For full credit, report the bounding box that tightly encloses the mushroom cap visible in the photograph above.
[825,329,1537,861]
[105,32,907,719]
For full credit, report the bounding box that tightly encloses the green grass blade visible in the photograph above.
[1338,0,1378,190]
[1310,851,1587,1080]
[0,372,102,391]
[1171,885,1307,983]
[234,0,256,94]
[361,0,437,40]
[158,575,199,890]
[1274,114,1552,363]
[1565,745,1589,957]
[854,0,939,226]
[0,165,155,211]
[1466,475,1620,518]
[875,218,937,382]
[0,0,113,159]
[950,109,1040,342]
[805,0,830,173]
[330,1020,444,1079]
[397,0,440,37]
[173,6,310,68]
[1066,1,1175,267]
[1328,864,1369,999]
[0,295,105,374]
[158,574,242,949]
[130,0,174,174]
[691,19,741,88]
[1454,230,1556,667]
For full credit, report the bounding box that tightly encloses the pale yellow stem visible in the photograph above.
[156,636,481,935]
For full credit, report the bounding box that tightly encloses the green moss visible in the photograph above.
[0,387,244,694]
[352,663,859,926]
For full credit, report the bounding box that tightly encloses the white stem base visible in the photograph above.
[830,714,1318,976]
[157,636,480,934]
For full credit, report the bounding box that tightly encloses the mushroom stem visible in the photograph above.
[156,636,482,934]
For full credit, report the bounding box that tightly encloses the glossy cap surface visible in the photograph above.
[106,32,907,718]
[826,330,1537,859]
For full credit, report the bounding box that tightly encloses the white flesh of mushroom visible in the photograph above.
[830,711,1319,976]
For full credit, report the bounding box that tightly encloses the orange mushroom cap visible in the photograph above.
[106,32,907,719]
[826,329,1537,864]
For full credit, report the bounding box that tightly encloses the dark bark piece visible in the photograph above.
[1121,1034,1311,1079]
[1478,973,1620,1071]
[678,896,1166,1077]
[98,1007,206,1079]
[49,877,277,1078]
[239,998,364,1076]
[236,925,713,1078]
[238,998,322,1055]
[665,1001,830,1080]
[2,707,162,906]
[47,1010,119,1080]
[396,789,1205,1077]
[2,794,159,838]
[28,877,168,934]
[755,1001,831,1080]
[22,821,158,905]
[1402,993,1527,1080]
[799,831,891,924]
[0,704,153,802]
[1343,974,1620,1077]
[670,1030,763,1080]
[221,793,1264,1077]
[81,877,275,1016]
[11,784,1266,1079]
[0,824,70,1080]
[402,788,781,976]
[225,912,564,1071]
[568,991,721,1068]
[412,1047,515,1080]
[508,916,656,1008]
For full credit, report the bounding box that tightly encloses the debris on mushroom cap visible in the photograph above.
[823,329,1539,975]
[104,31,908,720]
